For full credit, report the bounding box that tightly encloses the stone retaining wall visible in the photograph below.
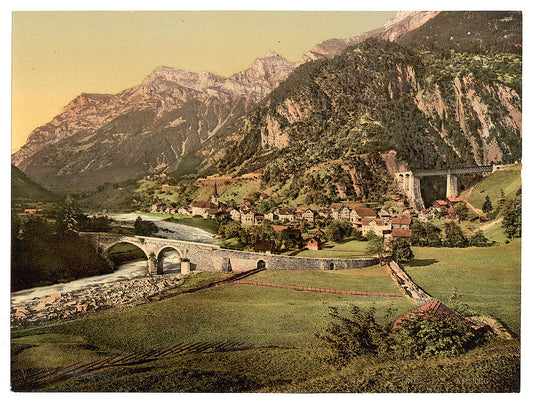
[386,261,433,303]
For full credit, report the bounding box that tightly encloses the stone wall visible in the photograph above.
[386,261,433,303]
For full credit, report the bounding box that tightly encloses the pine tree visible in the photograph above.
[482,195,493,213]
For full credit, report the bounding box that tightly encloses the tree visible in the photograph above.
[391,239,414,263]
[326,220,352,243]
[443,222,468,247]
[455,202,469,222]
[482,195,493,213]
[469,230,493,247]
[392,315,478,358]
[502,196,521,239]
[134,216,158,236]
[366,233,386,265]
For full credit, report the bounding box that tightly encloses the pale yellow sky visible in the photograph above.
[11,11,397,152]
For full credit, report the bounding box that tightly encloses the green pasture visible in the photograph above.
[404,239,521,334]
[245,267,400,293]
[462,164,521,210]
[291,239,370,258]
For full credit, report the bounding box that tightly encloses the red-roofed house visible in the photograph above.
[391,229,411,240]
[391,216,412,230]
[361,218,386,236]
[350,207,377,228]
[392,300,467,330]
[306,237,322,251]
[191,201,218,218]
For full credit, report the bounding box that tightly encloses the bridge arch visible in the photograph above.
[156,246,184,274]
[257,260,266,269]
[102,241,150,273]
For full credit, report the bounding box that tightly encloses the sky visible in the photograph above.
[11,10,397,153]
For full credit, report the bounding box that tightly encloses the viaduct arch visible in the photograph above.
[395,164,496,209]
[81,233,379,276]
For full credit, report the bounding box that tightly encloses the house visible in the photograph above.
[241,197,254,208]
[391,216,411,230]
[178,206,192,216]
[393,196,406,206]
[264,208,278,222]
[418,209,434,223]
[446,196,462,205]
[229,208,241,222]
[433,200,449,209]
[278,208,295,223]
[329,203,343,220]
[402,208,418,217]
[151,202,165,213]
[306,237,322,251]
[253,239,276,254]
[191,201,218,218]
[302,208,315,224]
[361,218,386,236]
[350,207,377,228]
[272,225,289,233]
[446,206,457,221]
[241,210,256,226]
[391,229,411,240]
[254,214,264,225]
[378,206,393,220]
[392,300,467,330]
[318,208,330,218]
[339,206,351,220]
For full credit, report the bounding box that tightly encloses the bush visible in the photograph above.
[317,305,482,367]
[391,315,479,358]
[316,305,389,367]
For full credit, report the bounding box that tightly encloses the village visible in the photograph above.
[149,177,474,255]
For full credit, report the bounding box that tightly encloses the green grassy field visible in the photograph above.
[462,164,521,210]
[13,278,412,352]
[245,267,400,293]
[292,239,370,258]
[404,239,521,334]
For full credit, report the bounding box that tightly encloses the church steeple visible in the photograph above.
[211,183,219,207]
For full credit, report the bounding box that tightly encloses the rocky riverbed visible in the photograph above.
[11,273,184,328]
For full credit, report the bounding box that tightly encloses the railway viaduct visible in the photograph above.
[81,233,379,276]
[395,164,501,209]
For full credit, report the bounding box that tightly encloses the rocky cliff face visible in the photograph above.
[12,53,297,190]
[301,11,441,62]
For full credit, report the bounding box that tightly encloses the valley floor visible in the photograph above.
[11,238,521,392]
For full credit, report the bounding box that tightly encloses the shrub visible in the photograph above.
[316,305,389,367]
[391,315,479,358]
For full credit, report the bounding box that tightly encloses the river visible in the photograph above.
[108,212,217,244]
[11,213,215,305]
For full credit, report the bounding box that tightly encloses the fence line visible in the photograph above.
[232,280,405,297]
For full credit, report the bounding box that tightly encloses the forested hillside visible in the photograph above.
[200,13,521,206]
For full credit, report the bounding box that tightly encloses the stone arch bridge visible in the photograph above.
[395,164,498,209]
[81,233,379,276]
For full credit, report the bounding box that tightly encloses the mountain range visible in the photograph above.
[12,11,522,203]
